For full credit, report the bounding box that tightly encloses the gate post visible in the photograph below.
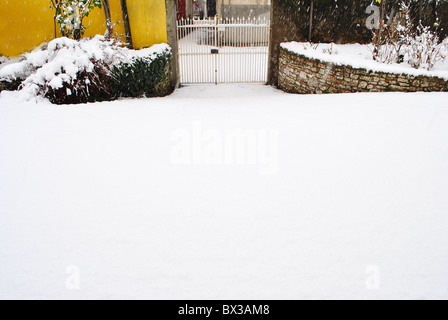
[166,0,180,88]
[214,16,218,85]
[268,0,302,87]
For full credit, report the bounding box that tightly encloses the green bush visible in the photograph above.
[44,51,172,104]
[110,52,172,98]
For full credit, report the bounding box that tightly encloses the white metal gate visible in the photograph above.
[177,17,270,84]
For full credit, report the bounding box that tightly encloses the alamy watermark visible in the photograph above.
[170,122,279,175]
[366,265,381,290]
[366,4,398,30]
[66,265,81,290]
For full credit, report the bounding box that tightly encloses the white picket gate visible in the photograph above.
[177,17,270,84]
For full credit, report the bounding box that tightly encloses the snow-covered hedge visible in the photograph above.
[110,51,172,99]
[0,36,172,104]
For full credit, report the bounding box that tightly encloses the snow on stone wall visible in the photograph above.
[278,47,448,94]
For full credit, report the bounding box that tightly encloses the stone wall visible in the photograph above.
[278,47,448,94]
[268,0,448,86]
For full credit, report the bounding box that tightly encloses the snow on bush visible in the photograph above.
[22,36,119,102]
[0,45,50,84]
[0,36,171,104]
[373,29,447,70]
[404,25,447,70]
[371,1,447,71]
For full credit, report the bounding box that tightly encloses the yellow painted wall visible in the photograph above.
[0,0,55,57]
[127,0,167,49]
[0,0,168,57]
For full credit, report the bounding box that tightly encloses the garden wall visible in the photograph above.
[268,0,448,86]
[278,46,448,94]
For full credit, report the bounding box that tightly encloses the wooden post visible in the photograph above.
[309,1,314,42]
[373,0,386,59]
[378,0,386,45]
[103,0,113,39]
[419,0,423,25]
[120,0,133,48]
[51,0,60,38]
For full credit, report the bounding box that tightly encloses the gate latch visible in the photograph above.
[211,48,219,54]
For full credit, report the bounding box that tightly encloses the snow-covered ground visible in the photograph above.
[1,85,448,300]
